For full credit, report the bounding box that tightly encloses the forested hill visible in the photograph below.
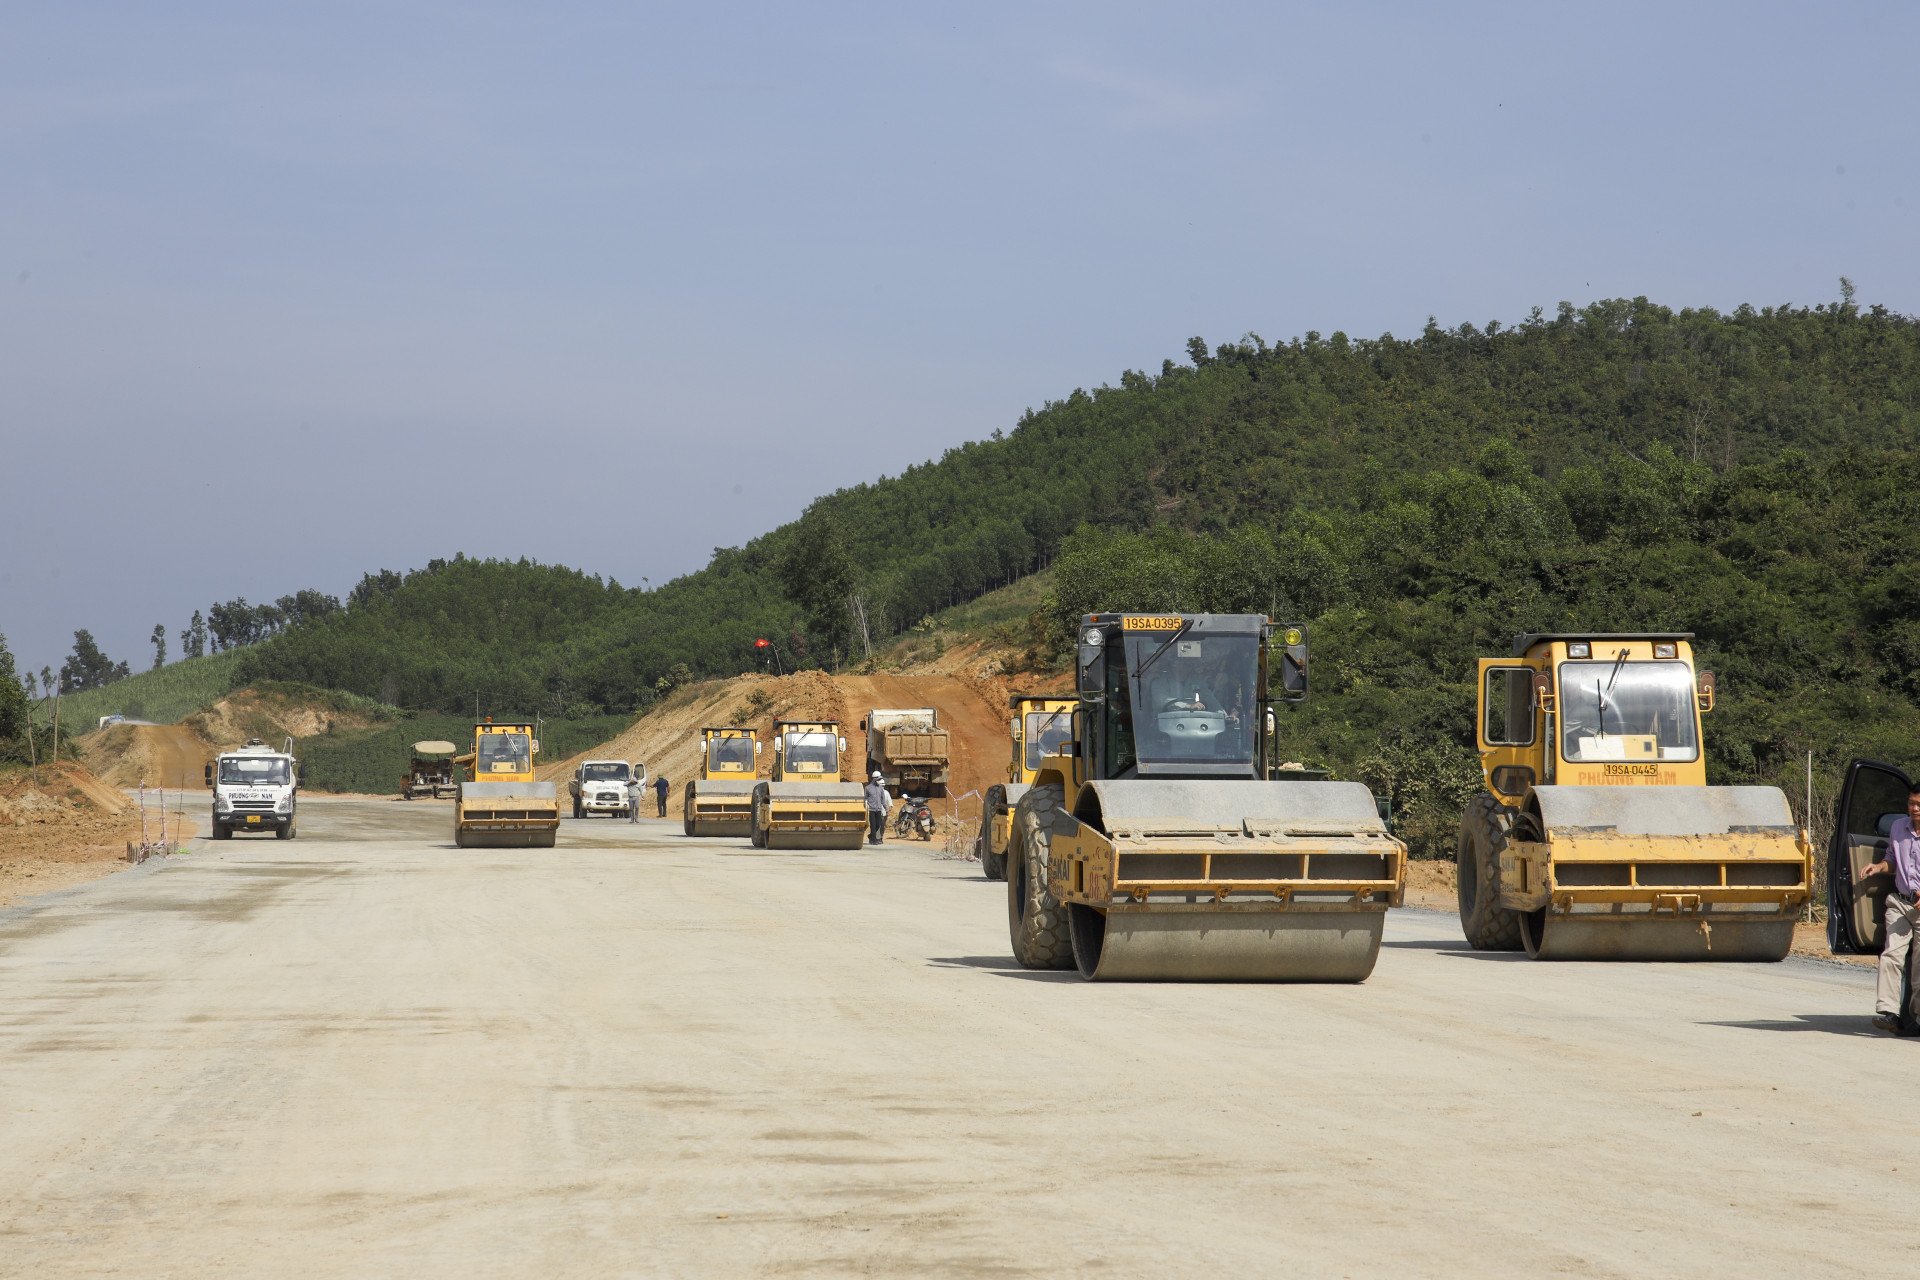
[234,296,1920,787]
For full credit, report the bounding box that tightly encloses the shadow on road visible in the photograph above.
[1379,939,1533,962]
[1702,1014,1899,1038]
[927,956,1080,982]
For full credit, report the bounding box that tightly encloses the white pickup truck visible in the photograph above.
[569,760,646,819]
[205,737,301,839]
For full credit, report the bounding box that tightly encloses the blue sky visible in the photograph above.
[3,2,1916,679]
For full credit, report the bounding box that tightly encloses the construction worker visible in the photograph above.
[654,772,670,818]
[864,771,891,845]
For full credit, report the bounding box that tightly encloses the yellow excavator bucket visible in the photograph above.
[453,721,559,849]
[684,726,760,837]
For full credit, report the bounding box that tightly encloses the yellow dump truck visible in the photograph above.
[977,693,1075,882]
[1458,633,1811,960]
[684,727,760,837]
[452,720,559,848]
[1007,613,1406,982]
[749,719,867,850]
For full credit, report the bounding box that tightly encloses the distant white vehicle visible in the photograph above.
[204,737,301,840]
[97,714,126,729]
[569,760,645,818]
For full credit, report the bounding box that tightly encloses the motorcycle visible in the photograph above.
[894,794,935,841]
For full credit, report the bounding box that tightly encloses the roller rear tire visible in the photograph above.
[1458,792,1524,952]
[1007,785,1071,969]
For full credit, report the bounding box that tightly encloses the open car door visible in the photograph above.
[1828,758,1912,954]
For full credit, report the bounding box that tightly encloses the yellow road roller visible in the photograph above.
[453,720,559,849]
[749,719,867,850]
[1008,613,1406,982]
[684,726,760,837]
[1458,633,1811,960]
[977,693,1075,881]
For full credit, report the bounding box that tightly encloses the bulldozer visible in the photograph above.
[977,693,1075,881]
[749,719,867,850]
[684,726,760,837]
[452,720,559,849]
[1457,633,1811,961]
[1007,613,1406,982]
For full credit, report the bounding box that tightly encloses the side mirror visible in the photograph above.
[1265,709,1277,741]
[1696,670,1716,713]
[203,762,213,789]
[754,740,763,755]
[1274,624,1308,702]
[296,766,306,786]
[839,736,849,752]
[1010,715,1020,738]
[859,718,868,731]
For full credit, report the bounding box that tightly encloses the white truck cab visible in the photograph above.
[205,737,301,840]
[570,760,646,818]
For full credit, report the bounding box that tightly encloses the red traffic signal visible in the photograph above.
[753,638,770,649]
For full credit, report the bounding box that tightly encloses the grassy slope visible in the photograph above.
[35,652,243,728]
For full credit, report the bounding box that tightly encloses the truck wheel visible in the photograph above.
[212,822,231,841]
[275,823,291,840]
[1007,785,1071,969]
[1458,791,1524,951]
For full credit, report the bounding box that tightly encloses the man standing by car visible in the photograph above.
[654,772,670,818]
[1861,785,1920,1032]
[626,771,644,824]
[864,771,890,846]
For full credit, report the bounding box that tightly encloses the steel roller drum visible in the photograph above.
[1067,779,1397,982]
[1522,784,1801,962]
[762,782,867,850]
[1071,906,1385,981]
[687,779,758,836]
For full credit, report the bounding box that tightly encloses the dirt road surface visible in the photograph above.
[0,797,1908,1277]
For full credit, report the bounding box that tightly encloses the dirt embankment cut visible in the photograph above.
[82,685,389,790]
[0,762,189,908]
[543,654,1068,825]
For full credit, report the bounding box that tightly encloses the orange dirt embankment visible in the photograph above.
[0,762,194,908]
[82,686,387,791]
[543,645,1068,827]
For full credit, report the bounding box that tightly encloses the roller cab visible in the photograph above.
[750,720,866,850]
[1826,759,1912,955]
[685,727,761,837]
[1009,614,1406,982]
[453,720,559,849]
[977,694,1075,881]
[1460,634,1810,961]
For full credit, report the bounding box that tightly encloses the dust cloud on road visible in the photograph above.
[0,797,1906,1277]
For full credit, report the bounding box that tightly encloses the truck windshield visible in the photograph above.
[1023,711,1073,771]
[1558,660,1700,762]
[581,763,629,782]
[708,738,754,772]
[219,757,290,785]
[478,734,531,773]
[783,732,838,773]
[1116,632,1260,772]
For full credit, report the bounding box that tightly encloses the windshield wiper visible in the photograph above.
[1133,620,1194,683]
